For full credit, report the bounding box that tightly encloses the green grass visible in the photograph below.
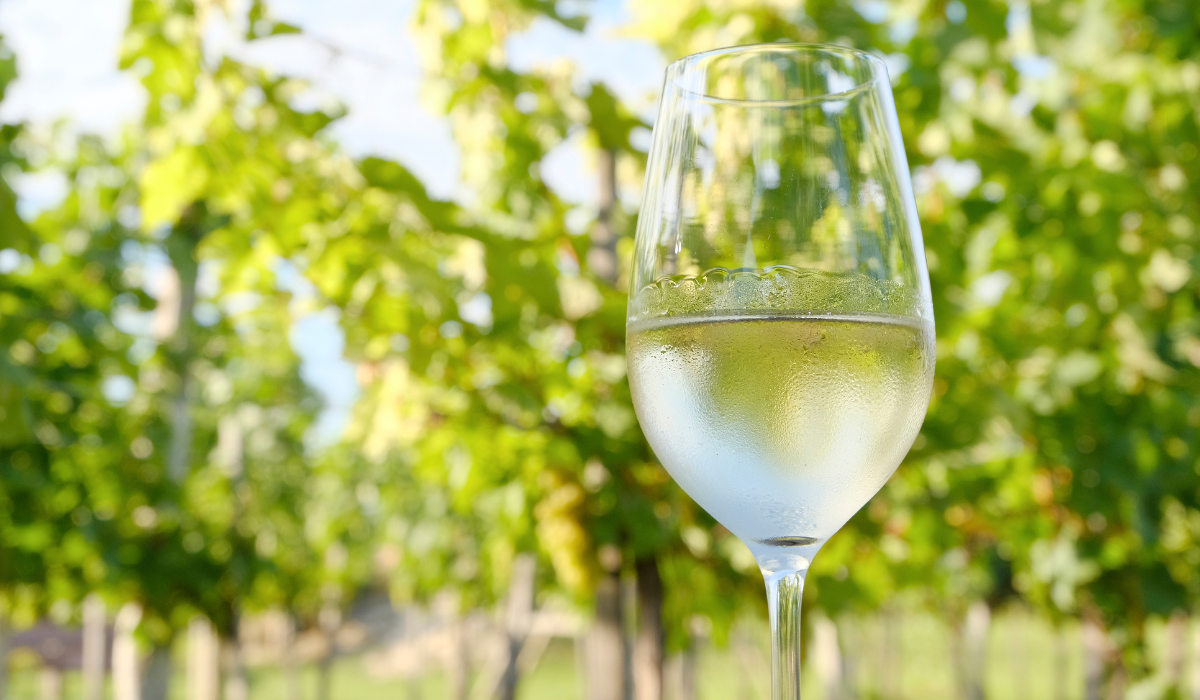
[519,640,582,700]
[2,612,1190,700]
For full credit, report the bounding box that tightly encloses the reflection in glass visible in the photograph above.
[627,44,934,700]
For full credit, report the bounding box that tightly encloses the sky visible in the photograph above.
[0,0,664,442]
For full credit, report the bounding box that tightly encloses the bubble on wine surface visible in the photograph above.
[628,265,926,324]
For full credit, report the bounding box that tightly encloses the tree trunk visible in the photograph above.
[585,566,626,700]
[82,594,107,700]
[0,610,8,700]
[1191,616,1200,700]
[38,666,62,700]
[499,555,536,700]
[1167,612,1186,694]
[1054,626,1070,700]
[316,604,341,700]
[880,608,901,700]
[113,604,143,700]
[142,644,172,700]
[839,617,860,700]
[1107,659,1126,700]
[1010,614,1030,700]
[316,655,331,700]
[738,659,754,700]
[680,636,698,700]
[958,602,990,700]
[188,617,219,700]
[447,617,468,700]
[623,576,636,700]
[284,614,301,700]
[223,615,248,700]
[162,203,205,485]
[587,149,619,285]
[584,137,623,700]
[732,624,770,700]
[633,557,663,700]
[1083,618,1107,700]
[813,615,842,700]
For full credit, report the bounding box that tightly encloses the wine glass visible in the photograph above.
[626,44,934,699]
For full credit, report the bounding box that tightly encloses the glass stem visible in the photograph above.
[765,568,807,700]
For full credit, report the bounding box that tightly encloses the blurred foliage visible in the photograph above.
[0,0,1198,695]
[0,0,338,642]
[623,0,1200,683]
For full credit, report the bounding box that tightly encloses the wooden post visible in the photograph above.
[316,604,341,700]
[1011,613,1030,700]
[633,556,664,700]
[433,592,467,700]
[498,555,536,700]
[284,614,301,700]
[1083,617,1106,700]
[813,615,842,700]
[1054,626,1070,700]
[880,608,900,700]
[1191,616,1200,700]
[448,618,468,700]
[187,617,219,700]
[576,630,588,700]
[82,594,107,700]
[738,657,754,700]
[1167,612,1187,694]
[142,644,172,700]
[962,602,990,700]
[681,646,697,700]
[223,616,248,700]
[681,619,705,700]
[38,666,62,700]
[1107,659,1126,700]
[834,617,859,700]
[732,623,770,700]
[113,604,142,700]
[0,609,8,700]
[585,546,626,700]
[623,576,636,700]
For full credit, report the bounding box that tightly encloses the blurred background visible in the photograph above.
[0,0,1198,699]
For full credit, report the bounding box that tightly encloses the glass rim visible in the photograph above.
[665,42,889,107]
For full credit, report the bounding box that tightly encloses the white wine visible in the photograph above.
[631,43,933,699]
[628,312,934,554]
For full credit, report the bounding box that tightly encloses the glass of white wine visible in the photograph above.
[627,44,934,699]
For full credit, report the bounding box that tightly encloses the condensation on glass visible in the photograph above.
[630,43,932,323]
